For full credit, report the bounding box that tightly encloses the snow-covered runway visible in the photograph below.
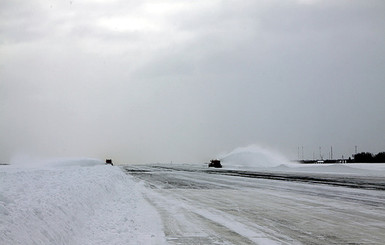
[124,164,385,244]
[2,159,385,244]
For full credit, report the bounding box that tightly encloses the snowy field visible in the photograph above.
[0,158,165,245]
[1,154,385,244]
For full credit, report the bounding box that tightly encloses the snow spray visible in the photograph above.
[218,145,289,169]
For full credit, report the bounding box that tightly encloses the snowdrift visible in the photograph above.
[0,160,165,245]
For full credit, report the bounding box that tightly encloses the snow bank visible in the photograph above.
[0,160,165,245]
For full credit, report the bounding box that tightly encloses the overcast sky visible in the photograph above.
[1,0,385,164]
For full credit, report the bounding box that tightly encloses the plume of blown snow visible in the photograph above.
[218,145,290,170]
[9,154,103,168]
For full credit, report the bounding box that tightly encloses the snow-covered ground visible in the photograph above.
[1,154,385,244]
[0,158,165,245]
[125,163,385,244]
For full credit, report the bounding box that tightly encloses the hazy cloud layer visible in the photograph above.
[1,0,385,163]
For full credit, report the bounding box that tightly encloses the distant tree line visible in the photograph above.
[353,152,385,163]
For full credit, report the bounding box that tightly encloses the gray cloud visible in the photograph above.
[1,0,385,163]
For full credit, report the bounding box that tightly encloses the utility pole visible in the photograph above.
[331,146,333,160]
[298,146,300,161]
[302,146,304,160]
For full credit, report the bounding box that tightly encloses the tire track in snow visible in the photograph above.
[142,188,289,245]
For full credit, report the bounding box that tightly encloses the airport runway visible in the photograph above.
[122,164,385,244]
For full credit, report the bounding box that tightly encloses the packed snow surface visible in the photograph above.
[0,158,165,245]
[124,163,385,244]
[1,155,385,245]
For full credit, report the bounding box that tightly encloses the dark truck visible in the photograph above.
[208,159,222,168]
